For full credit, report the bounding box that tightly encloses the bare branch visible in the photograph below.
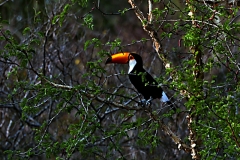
[148,0,153,24]
[128,0,165,65]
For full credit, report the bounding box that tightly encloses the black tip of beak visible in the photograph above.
[105,57,112,64]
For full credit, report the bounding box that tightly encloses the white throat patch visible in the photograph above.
[128,59,137,74]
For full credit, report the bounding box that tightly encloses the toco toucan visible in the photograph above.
[106,52,172,106]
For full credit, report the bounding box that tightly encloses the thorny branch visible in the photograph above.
[127,0,198,158]
[81,2,134,19]
[43,78,192,153]
[128,0,165,65]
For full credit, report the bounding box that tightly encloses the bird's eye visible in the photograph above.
[129,55,134,60]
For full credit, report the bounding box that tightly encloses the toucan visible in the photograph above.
[106,52,172,106]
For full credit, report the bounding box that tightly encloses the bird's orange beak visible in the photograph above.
[106,52,130,64]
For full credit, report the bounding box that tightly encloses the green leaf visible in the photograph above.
[83,14,94,30]
[23,27,31,35]
[52,15,60,25]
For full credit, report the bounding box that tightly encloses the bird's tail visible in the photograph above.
[161,91,176,111]
[161,91,169,102]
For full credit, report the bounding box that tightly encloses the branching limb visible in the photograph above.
[128,0,166,64]
[43,78,192,153]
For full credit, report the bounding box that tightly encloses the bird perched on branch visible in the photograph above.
[106,52,173,107]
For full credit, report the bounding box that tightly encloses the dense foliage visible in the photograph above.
[0,0,239,159]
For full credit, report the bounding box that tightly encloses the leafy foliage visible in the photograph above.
[0,0,239,160]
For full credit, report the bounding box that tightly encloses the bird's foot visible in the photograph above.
[141,98,153,107]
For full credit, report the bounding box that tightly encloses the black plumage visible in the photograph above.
[127,53,163,100]
[106,52,173,108]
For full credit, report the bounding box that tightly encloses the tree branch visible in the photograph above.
[42,77,191,153]
[128,0,168,67]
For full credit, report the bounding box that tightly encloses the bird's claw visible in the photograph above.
[141,98,152,107]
